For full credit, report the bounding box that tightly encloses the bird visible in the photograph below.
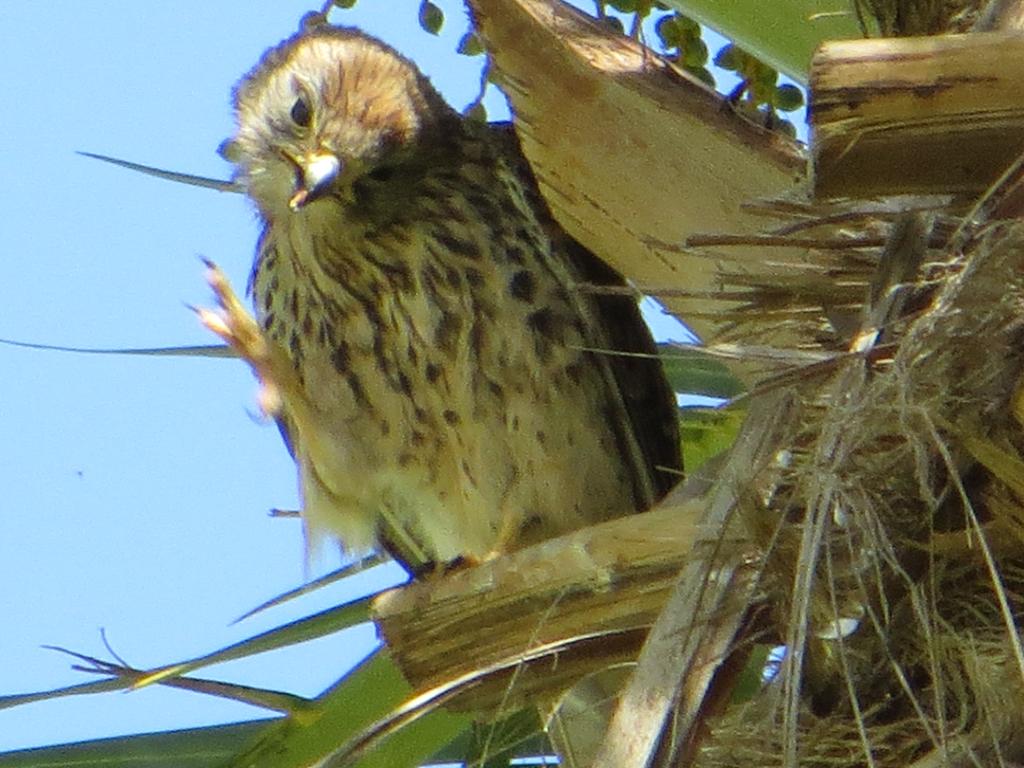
[200,22,682,574]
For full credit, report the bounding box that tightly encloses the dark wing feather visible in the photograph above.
[560,237,683,501]
[491,123,683,503]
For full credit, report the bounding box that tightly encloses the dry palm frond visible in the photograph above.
[671,202,1024,766]
[683,195,960,352]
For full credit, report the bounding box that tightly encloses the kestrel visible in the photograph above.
[203,25,681,573]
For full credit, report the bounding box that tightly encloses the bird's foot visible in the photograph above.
[407,553,494,580]
[195,258,284,418]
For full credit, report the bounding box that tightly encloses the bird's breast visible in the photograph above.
[247,172,640,563]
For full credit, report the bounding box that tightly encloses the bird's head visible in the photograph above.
[224,27,454,220]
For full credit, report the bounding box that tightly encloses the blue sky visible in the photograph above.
[0,1,718,754]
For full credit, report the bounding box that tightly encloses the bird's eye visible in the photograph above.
[290,97,312,128]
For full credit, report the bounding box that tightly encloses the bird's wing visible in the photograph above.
[560,237,684,501]
[491,123,683,503]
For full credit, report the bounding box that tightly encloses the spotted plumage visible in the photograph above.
[217,25,681,572]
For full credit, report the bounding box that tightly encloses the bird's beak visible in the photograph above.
[288,152,341,211]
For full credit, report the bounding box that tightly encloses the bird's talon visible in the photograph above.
[199,263,266,364]
[197,261,286,418]
[257,381,283,417]
[195,307,230,340]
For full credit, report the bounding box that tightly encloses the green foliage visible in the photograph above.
[654,12,714,87]
[436,710,550,766]
[0,700,551,768]
[731,644,773,702]
[679,406,744,471]
[658,344,745,399]
[0,544,556,768]
[714,42,804,135]
[598,1,716,86]
[774,82,804,111]
[597,2,806,127]
[657,13,705,65]
[604,0,669,13]
[418,0,445,35]
[714,43,802,111]
[457,30,484,57]
[231,651,471,768]
[0,721,275,768]
[328,1,806,136]
[658,0,862,84]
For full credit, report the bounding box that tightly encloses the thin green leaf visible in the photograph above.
[62,647,307,712]
[0,720,275,768]
[318,630,635,767]
[0,676,133,712]
[230,651,472,768]
[145,678,306,714]
[233,554,393,624]
[78,152,240,193]
[135,595,376,689]
[2,646,309,714]
[0,338,234,358]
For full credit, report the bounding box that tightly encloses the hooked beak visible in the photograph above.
[288,152,341,211]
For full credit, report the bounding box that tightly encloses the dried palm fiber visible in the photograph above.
[679,201,1024,766]
[683,197,958,350]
